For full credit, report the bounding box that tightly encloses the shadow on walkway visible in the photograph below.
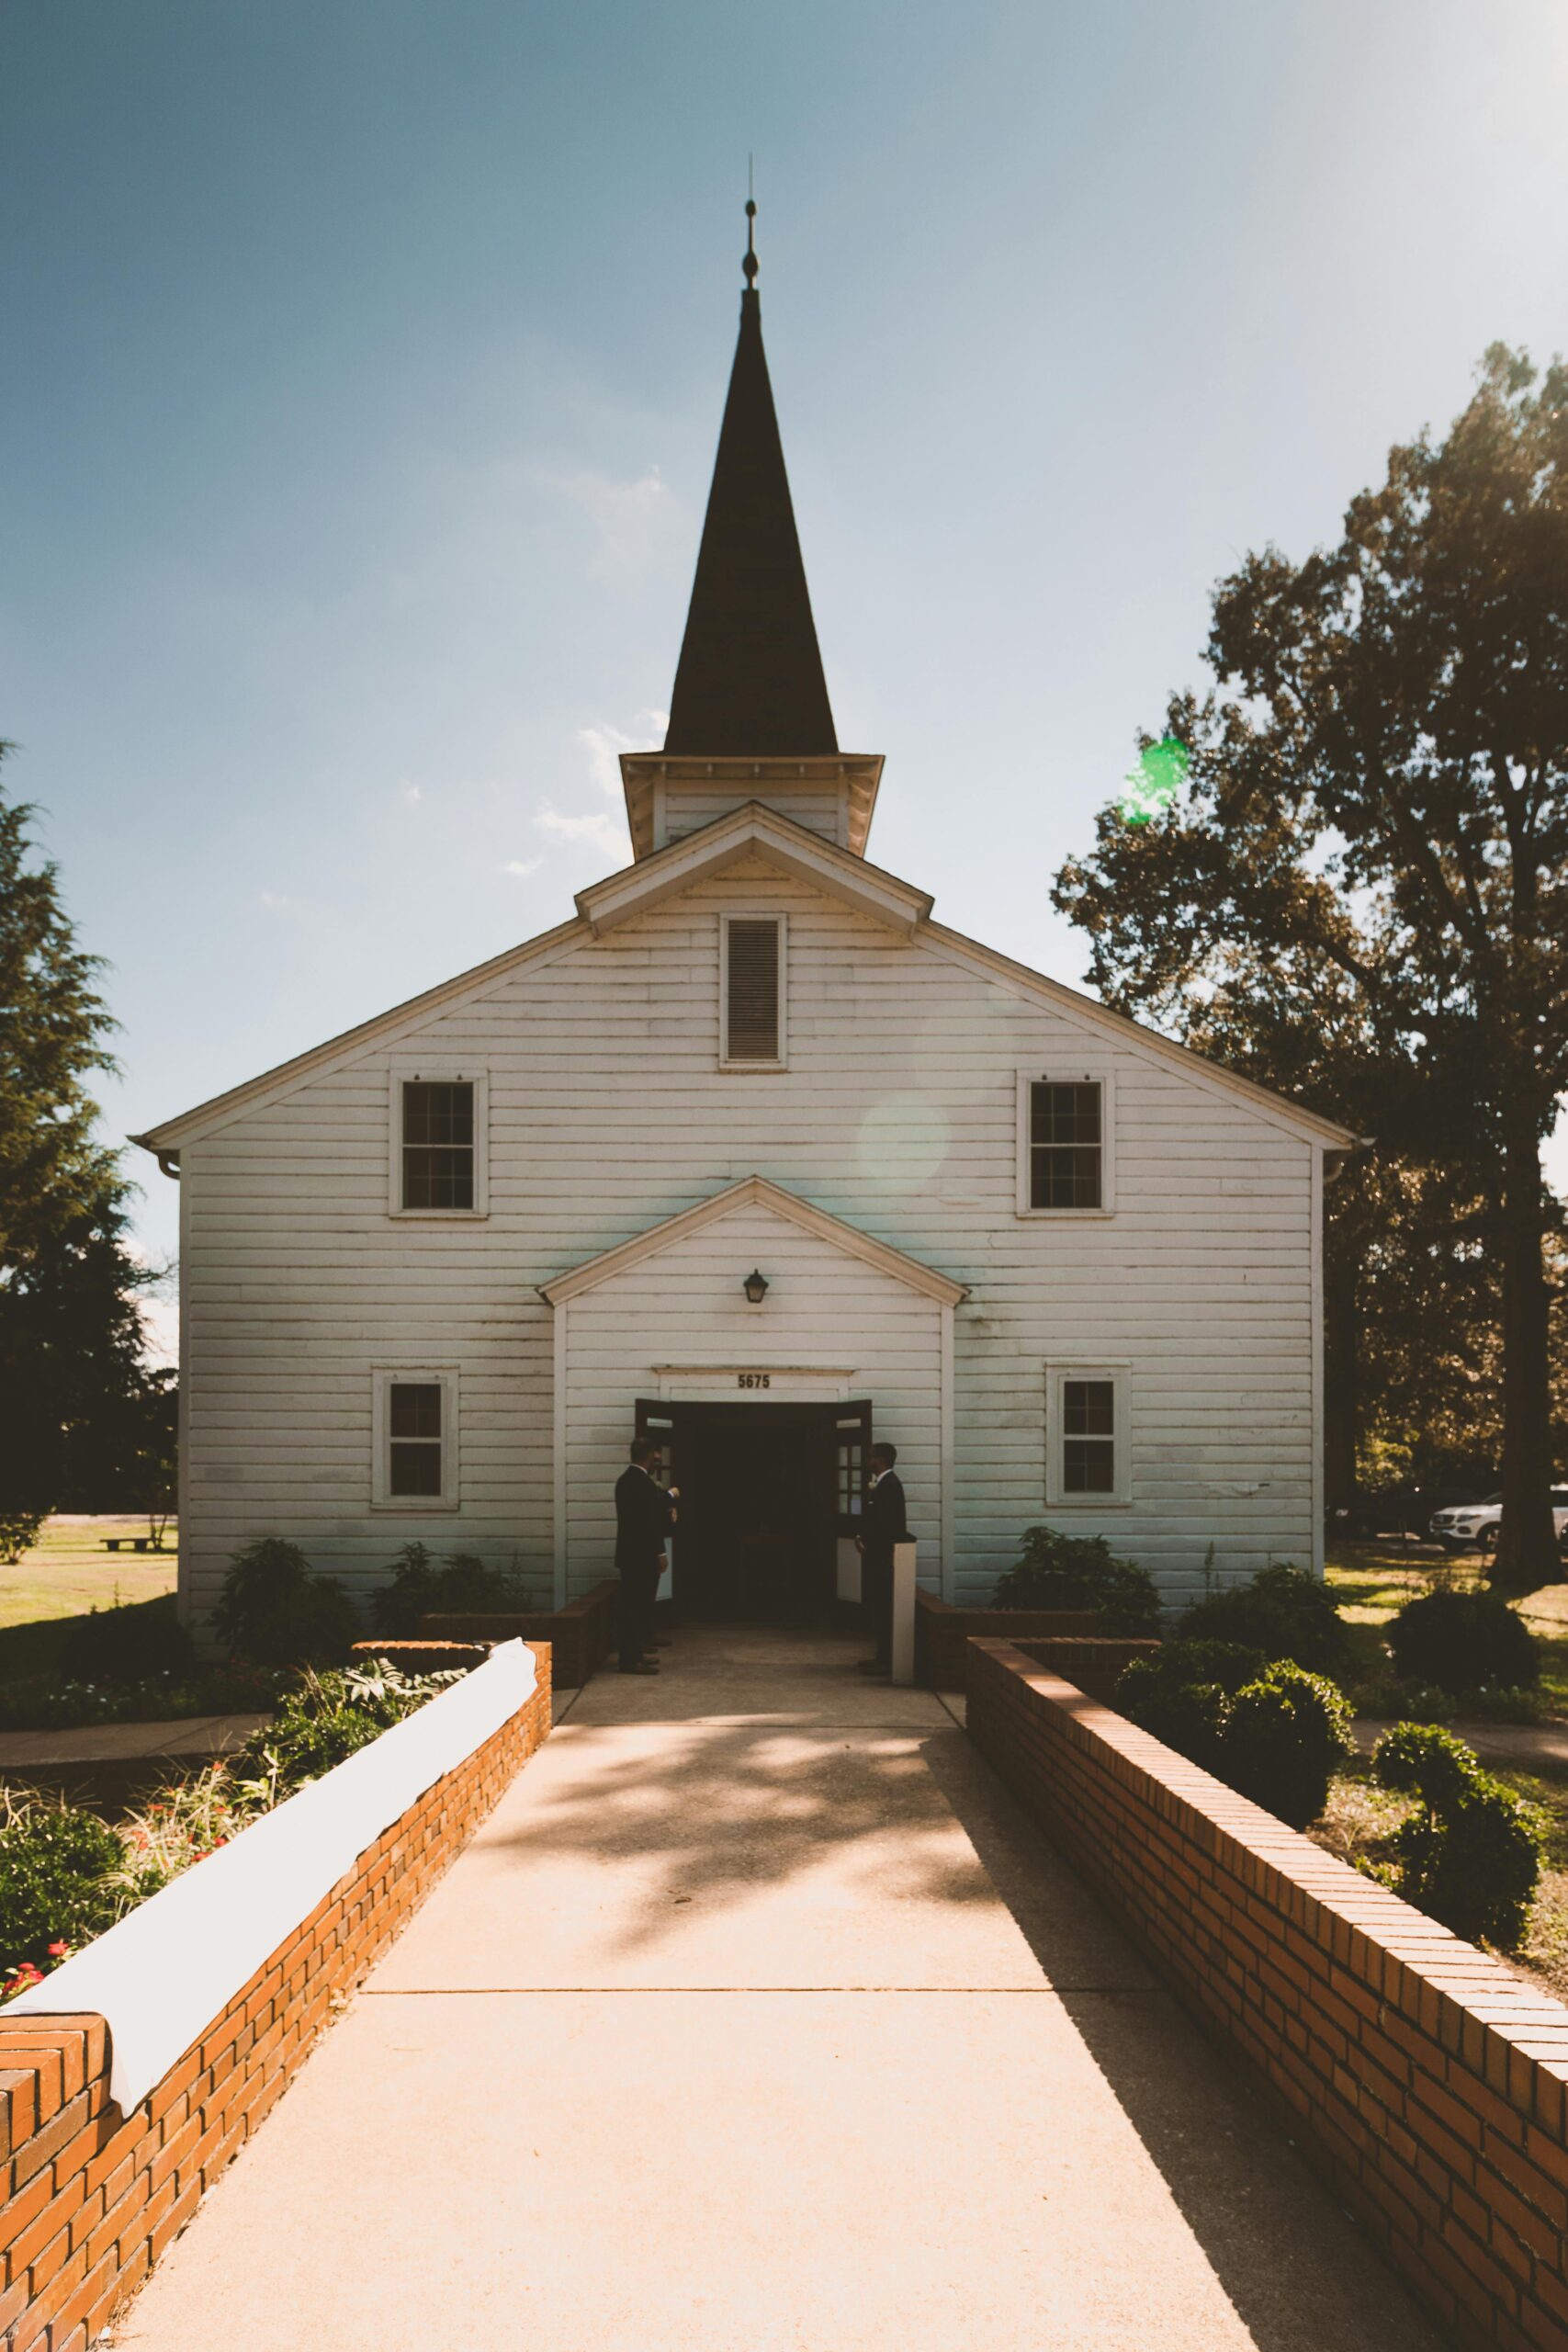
[919,1731,1439,2352]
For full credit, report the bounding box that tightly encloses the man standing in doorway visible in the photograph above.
[615,1439,675,1675]
[856,1442,908,1678]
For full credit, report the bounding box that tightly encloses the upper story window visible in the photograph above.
[721,915,787,1068]
[390,1070,489,1216]
[1017,1071,1115,1216]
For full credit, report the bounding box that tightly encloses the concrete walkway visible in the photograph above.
[0,1714,265,1773]
[115,1630,1443,2352]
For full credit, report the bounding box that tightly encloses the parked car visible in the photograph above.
[1428,1489,1568,1555]
[1329,1486,1488,1543]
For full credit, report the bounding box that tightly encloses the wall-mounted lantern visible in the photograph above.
[742,1268,770,1305]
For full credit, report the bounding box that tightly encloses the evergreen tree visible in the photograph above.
[1055,349,1568,1590]
[0,745,171,1519]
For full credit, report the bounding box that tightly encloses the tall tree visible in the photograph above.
[0,745,169,1519]
[1055,348,1568,1590]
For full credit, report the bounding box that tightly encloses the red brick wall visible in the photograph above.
[967,1637,1568,2352]
[0,1646,551,2352]
[1005,1636,1161,1705]
[423,1578,616,1687]
[914,1591,1103,1690]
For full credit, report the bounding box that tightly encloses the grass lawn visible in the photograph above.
[1325,1538,1568,1714]
[0,1518,179,1685]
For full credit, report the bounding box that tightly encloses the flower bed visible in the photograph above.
[0,1640,547,2350]
[0,1662,282,1735]
[0,1658,468,2002]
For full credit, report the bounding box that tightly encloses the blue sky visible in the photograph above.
[6,0,1568,1355]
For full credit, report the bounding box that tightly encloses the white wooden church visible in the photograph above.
[139,220,1354,1633]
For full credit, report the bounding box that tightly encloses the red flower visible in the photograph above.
[46,1941,70,1959]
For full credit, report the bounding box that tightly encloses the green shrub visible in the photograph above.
[1115,1641,1265,1773]
[0,1512,44,1567]
[61,1596,196,1683]
[118,1765,250,1899]
[232,1657,461,1804]
[370,1544,524,1637]
[1224,1665,1353,1829]
[1387,1589,1539,1695]
[214,1537,360,1668]
[993,1528,1161,1634]
[0,1791,127,1983]
[1371,1723,1544,1946]
[1179,1564,1348,1674]
[1118,1645,1350,1828]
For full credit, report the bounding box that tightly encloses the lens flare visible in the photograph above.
[1118,735,1190,824]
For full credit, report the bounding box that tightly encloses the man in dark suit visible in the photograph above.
[615,1439,676,1675]
[856,1442,908,1678]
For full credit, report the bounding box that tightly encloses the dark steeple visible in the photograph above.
[662,203,838,755]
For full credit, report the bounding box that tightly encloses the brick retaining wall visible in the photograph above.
[1003,1636,1161,1705]
[914,1591,1102,1690]
[967,1636,1568,2352]
[423,1578,616,1687]
[0,1646,552,2351]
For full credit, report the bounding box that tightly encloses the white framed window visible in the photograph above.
[720,914,787,1068]
[389,1069,489,1217]
[372,1368,459,1510]
[1045,1362,1131,1507]
[1016,1069,1115,1216]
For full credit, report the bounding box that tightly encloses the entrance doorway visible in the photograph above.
[636,1398,870,1624]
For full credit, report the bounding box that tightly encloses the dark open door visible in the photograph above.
[634,1397,678,1488]
[833,1400,873,1536]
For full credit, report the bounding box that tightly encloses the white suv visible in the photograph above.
[1429,1489,1568,1555]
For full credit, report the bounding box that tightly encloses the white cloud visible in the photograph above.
[574,707,668,799]
[541,465,685,585]
[534,807,632,865]
[502,856,542,877]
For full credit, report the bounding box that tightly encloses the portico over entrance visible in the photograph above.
[537,1176,965,1613]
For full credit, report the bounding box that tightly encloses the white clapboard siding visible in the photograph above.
[177,846,1319,1624]
[660,784,846,849]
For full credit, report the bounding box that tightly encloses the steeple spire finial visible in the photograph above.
[743,174,758,288]
[660,191,838,757]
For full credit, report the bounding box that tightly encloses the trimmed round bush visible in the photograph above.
[1115,1640,1265,1774]
[1371,1723,1544,1947]
[1179,1564,1347,1674]
[1387,1589,1539,1693]
[214,1537,360,1668]
[994,1528,1161,1634]
[1224,1664,1353,1829]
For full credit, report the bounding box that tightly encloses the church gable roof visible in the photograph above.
[131,808,1357,1157]
[537,1176,967,1307]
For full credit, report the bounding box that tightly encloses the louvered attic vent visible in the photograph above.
[724,918,783,1063]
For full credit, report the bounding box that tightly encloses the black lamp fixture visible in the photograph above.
[742,1268,769,1305]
